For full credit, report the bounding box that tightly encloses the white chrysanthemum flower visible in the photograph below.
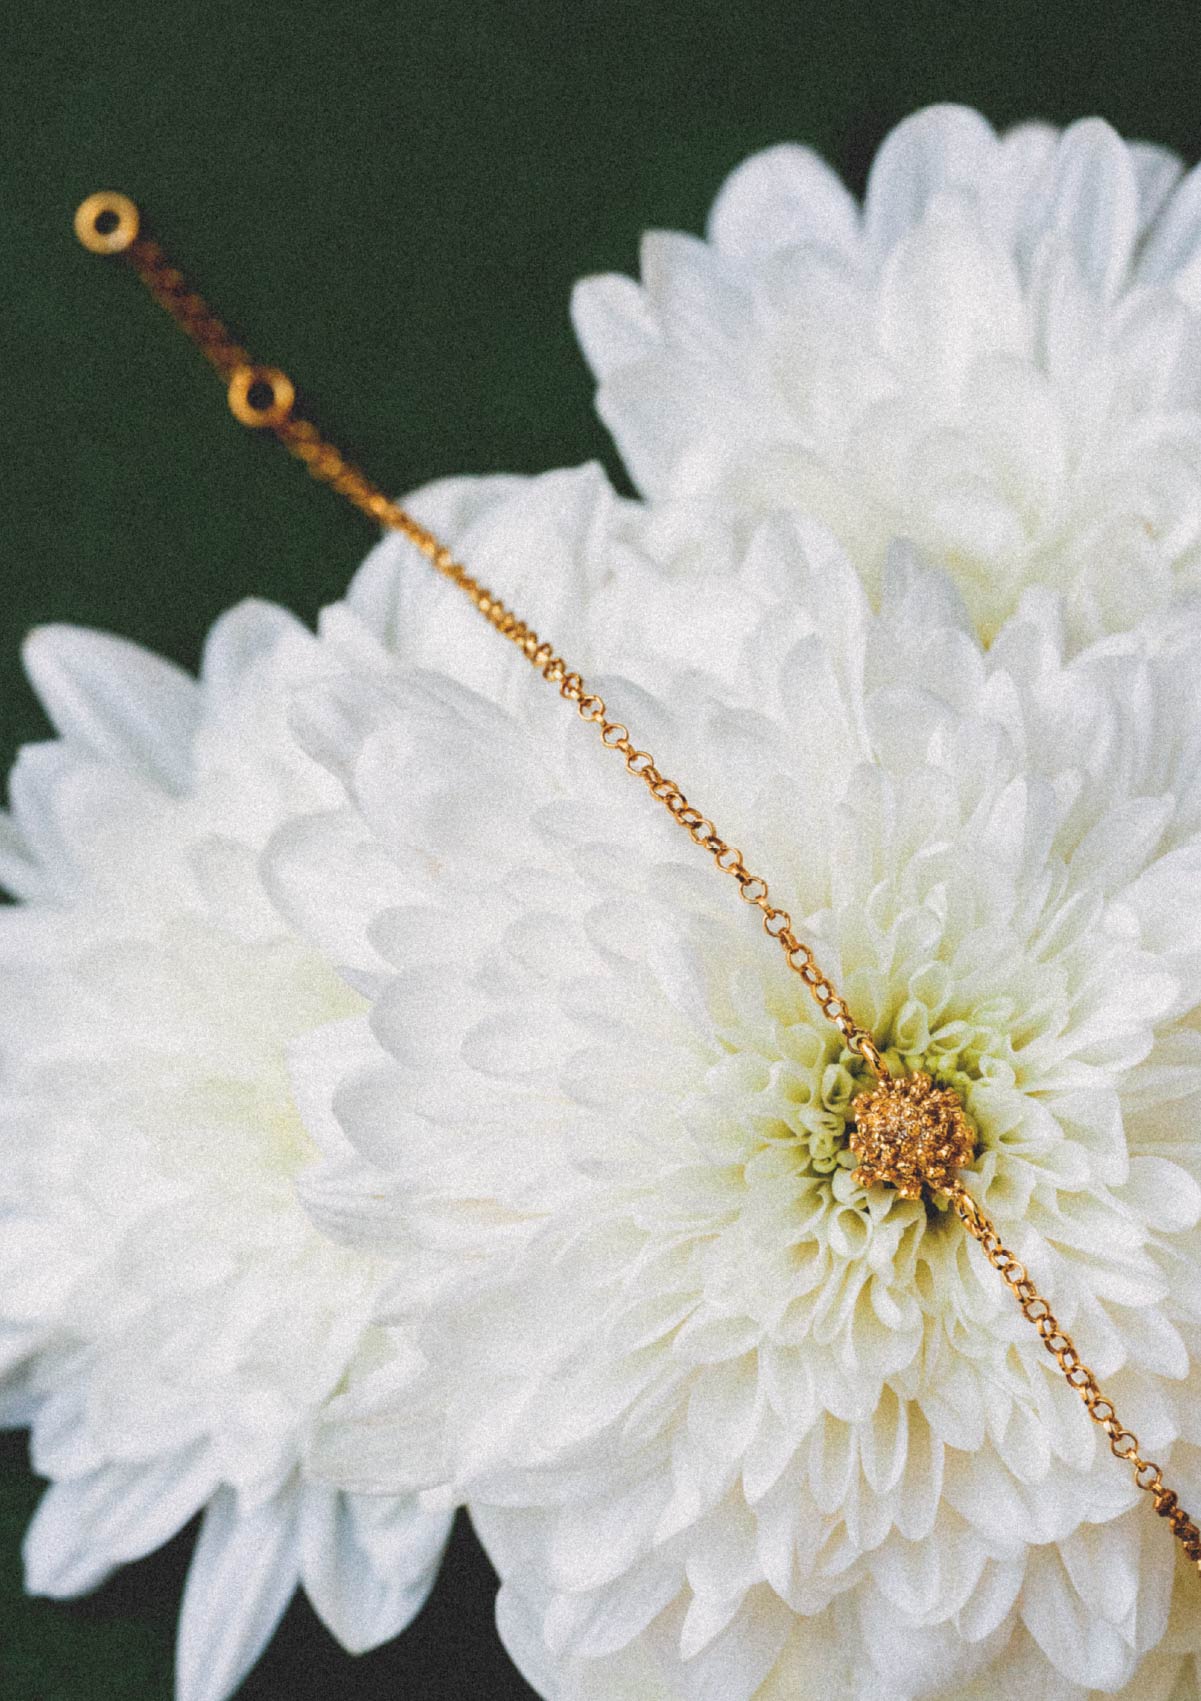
[0,602,451,1701]
[573,105,1201,645]
[273,469,1201,1700]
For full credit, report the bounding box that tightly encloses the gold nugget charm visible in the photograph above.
[850,1070,976,1198]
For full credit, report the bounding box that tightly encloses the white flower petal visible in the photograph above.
[1030,119,1140,301]
[1019,1540,1139,1691]
[1138,156,1201,300]
[544,1548,684,1660]
[955,1556,1025,1644]
[23,624,199,794]
[0,808,46,901]
[495,1577,565,1697]
[200,599,310,700]
[864,105,998,255]
[345,471,531,645]
[857,1572,1003,1695]
[298,1483,451,1654]
[23,1449,217,1597]
[264,809,410,987]
[547,1474,672,1594]
[707,143,859,259]
[877,205,1025,396]
[572,274,662,381]
[176,1484,302,1701]
[676,1587,793,1701]
[1129,143,1185,238]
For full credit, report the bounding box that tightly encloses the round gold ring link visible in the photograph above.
[74,191,141,254]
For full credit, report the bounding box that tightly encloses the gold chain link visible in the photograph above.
[73,191,1201,1582]
[950,1183,1201,1569]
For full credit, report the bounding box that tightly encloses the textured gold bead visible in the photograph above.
[849,1070,976,1198]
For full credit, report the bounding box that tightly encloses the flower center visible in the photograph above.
[746,994,1001,1214]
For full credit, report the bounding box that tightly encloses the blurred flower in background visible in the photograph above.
[0,604,451,1701]
[574,106,1201,645]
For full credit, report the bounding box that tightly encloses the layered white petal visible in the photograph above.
[299,1483,451,1655]
[23,624,199,794]
[23,1449,219,1597]
[176,1485,303,1701]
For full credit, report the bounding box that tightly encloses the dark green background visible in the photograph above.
[4,2,1201,1695]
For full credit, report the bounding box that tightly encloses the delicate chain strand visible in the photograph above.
[75,192,886,1079]
[128,235,251,377]
[73,191,1201,1581]
[950,1183,1201,1570]
[330,479,888,1071]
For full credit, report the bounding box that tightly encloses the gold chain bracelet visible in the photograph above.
[73,189,1201,1581]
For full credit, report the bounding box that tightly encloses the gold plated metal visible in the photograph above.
[73,191,1201,1583]
[849,1071,976,1199]
[227,365,295,429]
[74,191,140,254]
